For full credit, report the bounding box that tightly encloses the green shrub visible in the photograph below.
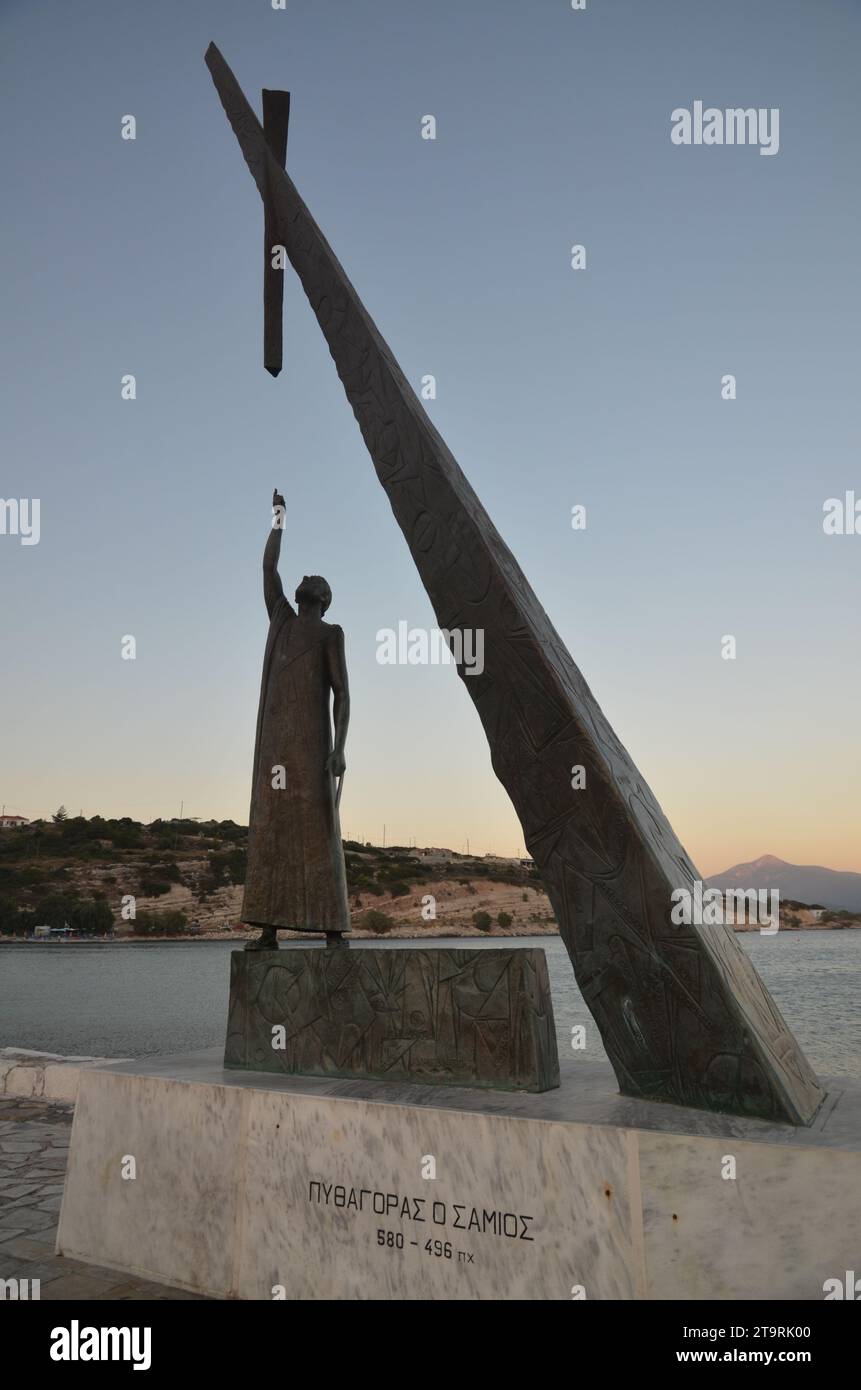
[226,849,246,885]
[196,875,220,901]
[134,909,189,937]
[17,867,47,886]
[139,878,172,898]
[362,909,396,934]
[497,911,512,928]
[206,854,230,885]
[147,860,183,883]
[472,911,492,932]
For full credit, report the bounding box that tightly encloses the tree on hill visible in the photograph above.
[0,897,25,936]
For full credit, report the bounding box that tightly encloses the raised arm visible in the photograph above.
[263,488,286,618]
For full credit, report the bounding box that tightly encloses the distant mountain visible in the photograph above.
[708,854,861,913]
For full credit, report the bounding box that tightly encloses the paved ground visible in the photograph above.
[0,1095,202,1300]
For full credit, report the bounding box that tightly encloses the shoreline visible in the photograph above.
[1,926,560,945]
[3,922,860,945]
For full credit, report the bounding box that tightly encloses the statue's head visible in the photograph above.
[295,574,332,616]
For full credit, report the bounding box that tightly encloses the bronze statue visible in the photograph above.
[208,45,824,1124]
[241,489,350,950]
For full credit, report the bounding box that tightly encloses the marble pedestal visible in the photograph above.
[57,1051,861,1300]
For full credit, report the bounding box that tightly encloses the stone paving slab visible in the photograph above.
[0,1096,206,1301]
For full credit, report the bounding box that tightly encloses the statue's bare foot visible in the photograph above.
[245,926,278,951]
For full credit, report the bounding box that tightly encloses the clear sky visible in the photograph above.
[2,0,859,875]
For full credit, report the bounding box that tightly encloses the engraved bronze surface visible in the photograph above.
[225,946,560,1092]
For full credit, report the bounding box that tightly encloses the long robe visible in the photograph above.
[241,595,349,932]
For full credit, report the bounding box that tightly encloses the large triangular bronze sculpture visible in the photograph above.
[205,43,824,1125]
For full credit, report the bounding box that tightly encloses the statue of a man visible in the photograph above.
[241,490,350,950]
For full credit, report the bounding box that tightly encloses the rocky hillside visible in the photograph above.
[2,817,858,940]
[0,815,551,939]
